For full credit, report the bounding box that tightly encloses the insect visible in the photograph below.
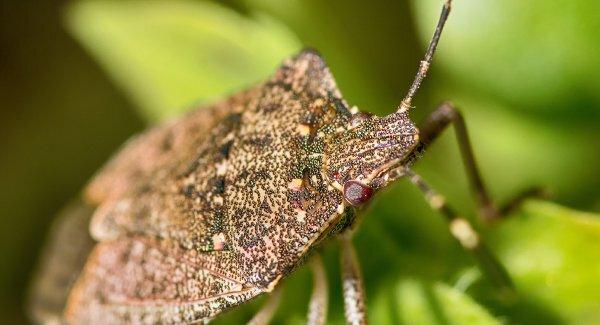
[29,0,535,323]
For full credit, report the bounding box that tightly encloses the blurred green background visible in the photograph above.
[1,0,599,324]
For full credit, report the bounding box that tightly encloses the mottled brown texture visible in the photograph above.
[62,50,420,323]
[28,199,95,324]
[65,236,259,323]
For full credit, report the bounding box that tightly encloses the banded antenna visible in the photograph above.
[398,0,452,113]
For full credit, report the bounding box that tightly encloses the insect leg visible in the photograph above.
[248,285,283,325]
[415,102,546,221]
[415,101,501,221]
[499,186,548,216]
[340,237,368,325]
[307,254,328,325]
[404,168,514,295]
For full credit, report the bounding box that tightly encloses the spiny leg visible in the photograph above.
[404,168,514,296]
[340,237,368,325]
[247,285,283,325]
[307,254,328,325]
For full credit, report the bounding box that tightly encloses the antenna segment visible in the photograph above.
[398,0,452,113]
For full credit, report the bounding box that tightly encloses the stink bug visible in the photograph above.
[29,0,538,323]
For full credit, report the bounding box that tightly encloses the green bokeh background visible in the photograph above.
[0,0,598,324]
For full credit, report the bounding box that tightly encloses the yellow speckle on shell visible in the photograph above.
[288,178,303,191]
[296,124,311,136]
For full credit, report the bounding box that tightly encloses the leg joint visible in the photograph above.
[419,101,462,145]
[434,101,460,122]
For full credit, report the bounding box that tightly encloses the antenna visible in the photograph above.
[398,0,452,113]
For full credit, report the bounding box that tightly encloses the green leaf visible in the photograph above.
[491,200,600,323]
[66,0,301,122]
[371,279,500,325]
[411,0,600,111]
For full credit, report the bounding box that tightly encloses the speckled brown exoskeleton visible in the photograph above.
[29,1,539,323]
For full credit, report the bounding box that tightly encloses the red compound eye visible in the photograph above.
[343,180,373,206]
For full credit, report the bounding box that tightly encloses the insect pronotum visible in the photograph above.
[29,0,535,323]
